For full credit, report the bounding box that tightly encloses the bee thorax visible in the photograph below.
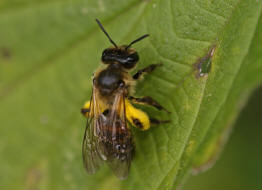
[96,65,125,96]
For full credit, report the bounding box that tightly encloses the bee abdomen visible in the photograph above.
[98,126,134,161]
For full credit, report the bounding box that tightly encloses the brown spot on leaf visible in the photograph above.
[25,168,42,190]
[194,45,216,78]
[0,47,12,60]
[24,160,48,190]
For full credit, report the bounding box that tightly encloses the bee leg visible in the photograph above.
[150,118,171,125]
[128,96,170,113]
[81,101,91,118]
[125,99,150,130]
[133,63,162,80]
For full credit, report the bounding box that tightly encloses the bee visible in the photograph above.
[81,19,170,179]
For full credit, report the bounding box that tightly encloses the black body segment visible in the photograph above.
[96,64,124,96]
[101,47,139,69]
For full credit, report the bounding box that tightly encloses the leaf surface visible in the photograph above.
[0,0,262,190]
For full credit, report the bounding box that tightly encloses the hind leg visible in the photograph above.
[125,99,170,130]
[125,99,150,131]
[81,101,91,118]
[128,96,170,113]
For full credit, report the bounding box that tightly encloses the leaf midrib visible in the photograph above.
[171,1,262,189]
[0,0,140,100]
[155,0,258,188]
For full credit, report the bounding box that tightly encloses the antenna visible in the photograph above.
[95,19,118,48]
[125,34,149,50]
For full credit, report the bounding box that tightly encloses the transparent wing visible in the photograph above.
[98,89,134,179]
[82,86,134,179]
[82,86,103,174]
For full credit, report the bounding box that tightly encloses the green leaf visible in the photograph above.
[183,86,262,190]
[0,0,262,190]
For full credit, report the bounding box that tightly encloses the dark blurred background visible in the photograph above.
[183,86,262,190]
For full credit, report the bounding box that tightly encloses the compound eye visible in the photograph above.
[129,52,139,62]
[101,49,111,63]
[122,52,139,69]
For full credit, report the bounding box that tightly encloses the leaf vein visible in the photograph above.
[195,1,227,21]
[169,0,211,44]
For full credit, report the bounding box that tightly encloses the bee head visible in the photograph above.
[95,19,149,69]
[101,47,139,69]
